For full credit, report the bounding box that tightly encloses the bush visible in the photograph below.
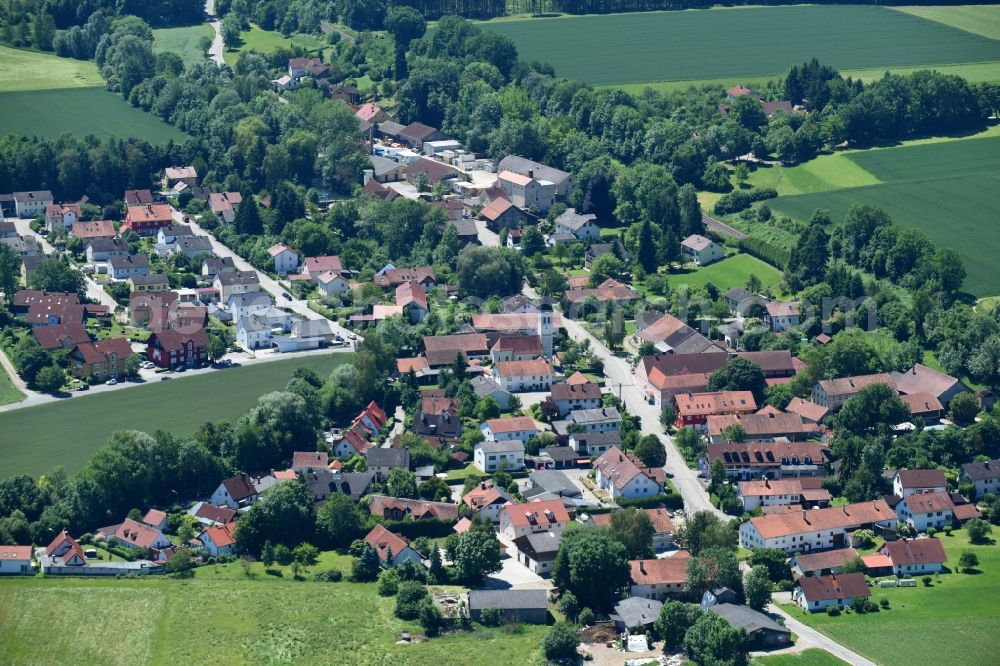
[578,607,595,626]
[557,591,579,622]
[879,598,890,609]
[377,568,401,596]
[967,518,992,544]
[958,550,979,572]
[395,581,429,620]
[922,576,932,587]
[926,527,937,538]
[826,605,841,616]
[543,622,580,660]
[480,606,503,627]
[313,569,342,582]
[419,597,442,636]
[851,529,876,549]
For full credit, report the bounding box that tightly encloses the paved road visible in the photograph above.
[205,0,224,66]
[769,601,877,666]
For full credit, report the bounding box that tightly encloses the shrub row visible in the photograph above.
[713,187,778,215]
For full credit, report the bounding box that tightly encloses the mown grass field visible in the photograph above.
[223,24,326,65]
[753,649,849,666]
[780,527,1000,666]
[0,45,104,91]
[769,134,1000,297]
[0,354,350,479]
[0,576,546,665]
[483,6,1000,86]
[894,4,1000,40]
[0,364,24,407]
[153,25,213,67]
[669,254,783,293]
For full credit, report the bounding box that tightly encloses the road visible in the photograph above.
[702,213,747,240]
[768,600,877,666]
[205,0,224,66]
[10,217,118,310]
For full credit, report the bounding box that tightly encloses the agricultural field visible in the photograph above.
[669,254,783,294]
[893,4,1000,40]
[780,527,1000,666]
[223,24,327,65]
[483,6,1000,87]
[752,649,849,666]
[153,24,213,67]
[768,134,1000,297]
[0,45,103,92]
[0,354,350,479]
[0,577,547,665]
[0,364,24,407]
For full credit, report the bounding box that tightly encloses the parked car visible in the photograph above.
[160,376,172,381]
[105,378,117,386]
[75,384,90,392]
[174,366,186,372]
[282,292,292,300]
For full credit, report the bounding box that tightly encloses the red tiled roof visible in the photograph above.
[32,322,89,350]
[676,391,756,418]
[221,474,257,502]
[495,359,554,378]
[502,499,570,528]
[194,503,236,525]
[797,573,869,602]
[595,447,656,491]
[365,524,411,561]
[0,545,33,560]
[629,551,691,585]
[74,337,133,365]
[463,481,510,509]
[203,523,236,549]
[748,499,895,540]
[292,451,329,469]
[566,371,590,385]
[304,255,342,274]
[901,491,954,515]
[895,469,946,490]
[114,518,164,549]
[881,538,946,567]
[785,397,828,423]
[893,363,963,398]
[396,281,428,311]
[397,357,429,374]
[142,509,167,527]
[900,392,944,416]
[71,220,116,239]
[643,508,676,534]
[485,416,537,434]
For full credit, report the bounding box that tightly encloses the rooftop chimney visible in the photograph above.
[802,509,809,524]
[639,561,646,574]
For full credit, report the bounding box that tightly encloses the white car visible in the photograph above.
[347,332,357,340]
[105,378,117,386]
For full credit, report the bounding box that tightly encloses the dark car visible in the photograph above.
[75,384,90,392]
[160,376,172,381]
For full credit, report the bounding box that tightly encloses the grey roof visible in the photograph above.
[540,446,577,462]
[12,190,53,203]
[529,470,581,498]
[708,604,790,636]
[203,256,235,269]
[448,218,478,237]
[228,291,271,308]
[498,156,570,187]
[613,597,663,628]
[470,375,509,398]
[555,208,597,232]
[379,121,406,136]
[468,588,547,611]
[292,318,334,339]
[302,468,375,502]
[174,236,213,253]
[216,270,260,286]
[128,273,168,286]
[1,236,39,253]
[365,447,411,470]
[109,254,149,270]
[512,532,562,559]
[479,440,524,454]
[725,287,753,302]
[569,431,622,447]
[369,155,402,177]
[238,315,271,333]
[159,224,194,237]
[88,238,128,253]
[961,459,1000,481]
[569,407,620,425]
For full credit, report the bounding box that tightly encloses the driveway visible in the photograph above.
[768,600,877,666]
[204,0,224,65]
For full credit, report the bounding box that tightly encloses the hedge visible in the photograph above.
[713,187,778,215]
[737,237,790,270]
[617,492,684,511]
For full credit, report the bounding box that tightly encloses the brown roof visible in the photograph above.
[643,507,676,534]
[125,189,155,205]
[463,481,512,510]
[292,451,329,469]
[304,255,342,274]
[793,548,860,573]
[901,491,954,515]
[481,197,515,221]
[739,478,811,498]
[881,538,947,567]
[629,551,691,586]
[501,499,570,528]
[71,220,116,239]
[595,447,658,490]
[676,391,756,418]
[797,573,869,602]
[397,357,429,374]
[747,499,895,540]
[900,392,944,416]
[126,203,172,223]
[142,509,167,526]
[495,359,554,378]
[395,281,427,311]
[13,289,79,309]
[893,363,963,398]
[707,440,828,469]
[563,278,640,305]
[472,312,562,332]
[551,381,601,402]
[149,327,209,353]
[368,495,459,521]
[407,157,462,182]
[421,396,457,416]
[114,518,164,549]
[32,322,89,350]
[765,301,800,317]
[485,416,538,434]
[492,334,543,355]
[194,503,237,525]
[365,524,412,561]
[74,337,133,364]
[26,302,85,326]
[816,373,894,398]
[895,469,946,490]
[785,397,829,423]
[706,412,822,439]
[221,474,257,502]
[374,266,435,287]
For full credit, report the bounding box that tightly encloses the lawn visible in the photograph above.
[0,577,547,665]
[223,24,326,65]
[894,4,1000,41]
[0,354,350,479]
[769,135,1000,297]
[0,363,25,407]
[0,45,104,92]
[780,527,1000,666]
[482,6,1000,86]
[0,87,187,142]
[668,254,783,293]
[153,25,213,67]
[753,649,849,666]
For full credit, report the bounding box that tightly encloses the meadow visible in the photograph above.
[0,576,547,665]
[780,527,1000,666]
[153,24,213,67]
[0,365,24,407]
[0,354,350,479]
[482,6,1000,86]
[753,649,848,666]
[0,45,103,91]
[669,254,783,293]
[768,135,1000,297]
[223,24,327,65]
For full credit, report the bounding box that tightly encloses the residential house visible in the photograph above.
[585,240,630,269]
[482,416,539,443]
[236,315,275,350]
[395,281,428,323]
[202,256,236,278]
[764,301,801,332]
[214,271,261,303]
[706,411,822,444]
[145,327,209,369]
[0,221,15,238]
[32,321,88,351]
[12,190,54,217]
[364,524,422,567]
[812,373,895,411]
[635,352,794,407]
[554,208,600,240]
[0,235,38,257]
[480,196,533,232]
[288,57,329,79]
[498,156,572,198]
[793,573,869,612]
[512,531,561,575]
[199,524,237,556]
[405,156,466,187]
[161,235,213,259]
[704,440,829,481]
[127,273,170,293]
[109,518,171,551]
[892,363,970,407]
[563,278,640,311]
[364,448,411,483]
[568,431,621,456]
[422,332,489,367]
[141,509,168,532]
[629,552,692,601]
[352,401,389,440]
[879,538,947,576]
[895,491,960,532]
[470,310,557,358]
[635,312,714,355]
[122,204,173,236]
[499,499,570,540]
[70,337,133,381]
[790,548,861,578]
[490,335,543,364]
[738,499,897,553]
[550,381,602,416]
[25,302,85,329]
[208,191,242,223]
[413,396,460,442]
[594,447,664,500]
[900,392,945,423]
[156,224,194,245]
[474,440,525,473]
[675,391,757,429]
[108,254,150,281]
[188,502,237,527]
[892,469,947,498]
[567,407,621,434]
[737,478,831,512]
[374,266,435,289]
[470,375,513,410]
[0,545,34,574]
[492,358,556,392]
[680,234,724,266]
[724,287,757,314]
[611,597,664,634]
[124,189,157,206]
[303,468,374,503]
[497,170,555,213]
[463,481,515,522]
[44,530,86,567]
[367,496,459,522]
[211,474,260,510]
[960,459,1000,499]
[267,243,299,274]
[85,238,129,265]
[70,220,116,241]
[164,166,198,188]
[291,451,329,472]
[228,291,272,322]
[467,589,548,625]
[12,289,79,314]
[785,397,829,424]
[528,470,581,499]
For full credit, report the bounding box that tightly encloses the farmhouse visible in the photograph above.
[550,380,602,415]
[636,312,713,354]
[629,552,691,601]
[960,458,1000,498]
[708,604,791,649]
[12,190,54,217]
[680,234,724,266]
[811,373,894,411]
[739,499,897,553]
[490,334,544,363]
[793,573,869,612]
[895,491,977,532]
[737,477,831,512]
[764,301,801,332]
[785,397,829,424]
[706,411,822,444]
[892,363,969,406]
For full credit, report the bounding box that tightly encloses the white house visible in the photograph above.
[214,271,261,303]
[199,524,237,556]
[594,447,663,500]
[765,301,801,332]
[474,440,525,473]
[567,407,621,433]
[109,518,171,551]
[316,271,349,295]
[0,545,34,574]
[892,469,947,498]
[492,359,556,393]
[364,524,423,567]
[481,416,538,443]
[237,315,274,350]
[793,573,869,612]
[879,538,947,576]
[211,474,260,510]
[680,234,724,266]
[960,459,1000,499]
[13,190,53,217]
[499,499,570,541]
[45,203,80,232]
[463,481,515,523]
[739,500,897,553]
[895,492,956,532]
[554,208,600,240]
[497,170,555,213]
[267,242,299,275]
[228,291,272,321]
[551,381,602,416]
[108,254,150,281]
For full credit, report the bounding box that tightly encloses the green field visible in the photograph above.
[153,25,213,67]
[894,5,1000,40]
[753,649,849,666]
[0,87,188,141]
[0,354,350,479]
[781,528,1000,666]
[0,576,546,665]
[769,135,1000,297]
[224,24,326,65]
[0,364,24,407]
[0,45,104,91]
[483,6,1000,85]
[669,254,783,293]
